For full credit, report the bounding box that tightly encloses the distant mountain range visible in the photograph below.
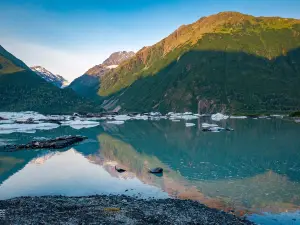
[93,12,300,114]
[0,45,102,113]
[68,51,134,99]
[30,66,69,88]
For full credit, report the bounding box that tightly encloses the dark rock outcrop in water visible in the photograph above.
[0,195,255,225]
[149,167,163,174]
[2,136,87,151]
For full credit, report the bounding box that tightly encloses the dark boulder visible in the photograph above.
[115,166,126,173]
[2,135,87,152]
[15,118,37,124]
[39,119,62,125]
[149,167,163,174]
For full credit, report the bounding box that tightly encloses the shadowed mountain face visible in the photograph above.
[92,12,300,113]
[68,51,135,99]
[103,48,300,113]
[0,45,103,113]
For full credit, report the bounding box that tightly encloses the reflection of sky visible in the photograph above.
[0,149,168,200]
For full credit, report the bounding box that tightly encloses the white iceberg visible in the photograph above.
[185,122,195,127]
[201,123,219,128]
[150,112,162,116]
[107,120,125,125]
[61,120,99,130]
[211,113,229,121]
[230,116,247,119]
[0,123,59,134]
[133,114,148,120]
[114,115,132,121]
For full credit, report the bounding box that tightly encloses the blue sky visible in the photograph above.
[0,0,300,81]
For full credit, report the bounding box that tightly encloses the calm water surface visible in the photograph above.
[1,118,300,224]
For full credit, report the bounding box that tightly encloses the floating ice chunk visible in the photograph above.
[258,116,268,119]
[107,120,125,125]
[230,116,247,119]
[295,119,300,123]
[61,120,99,129]
[0,123,59,134]
[183,112,193,115]
[133,114,148,120]
[0,120,14,124]
[211,113,229,121]
[70,124,99,130]
[114,115,132,121]
[182,115,199,120]
[271,114,284,119]
[171,119,180,122]
[202,123,218,128]
[185,122,195,127]
[150,112,162,116]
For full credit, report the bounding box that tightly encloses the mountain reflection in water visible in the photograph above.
[0,118,300,223]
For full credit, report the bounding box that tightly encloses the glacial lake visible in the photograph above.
[0,115,300,224]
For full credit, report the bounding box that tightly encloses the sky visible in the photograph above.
[0,0,300,81]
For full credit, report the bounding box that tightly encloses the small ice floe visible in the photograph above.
[183,112,193,115]
[295,119,300,123]
[230,116,247,119]
[150,112,162,116]
[271,114,284,119]
[107,120,125,125]
[133,114,148,120]
[211,113,229,121]
[0,123,60,134]
[171,119,180,122]
[61,120,99,130]
[0,111,47,122]
[114,115,132,121]
[0,120,14,124]
[258,116,269,119]
[182,115,199,120]
[185,122,196,127]
[201,123,218,128]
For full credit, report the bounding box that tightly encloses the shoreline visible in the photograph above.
[0,195,254,224]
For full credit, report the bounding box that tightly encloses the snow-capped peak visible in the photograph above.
[30,66,69,88]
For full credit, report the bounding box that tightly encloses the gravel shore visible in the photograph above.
[0,195,255,225]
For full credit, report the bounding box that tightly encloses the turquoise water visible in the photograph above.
[1,117,300,224]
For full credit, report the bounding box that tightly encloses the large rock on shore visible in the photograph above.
[2,135,87,151]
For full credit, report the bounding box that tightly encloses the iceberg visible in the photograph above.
[114,115,132,121]
[185,122,195,127]
[107,120,125,125]
[211,113,229,121]
[61,120,99,129]
[230,116,247,119]
[0,123,59,134]
[201,123,219,128]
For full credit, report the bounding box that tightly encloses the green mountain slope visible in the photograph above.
[97,12,300,113]
[0,45,103,114]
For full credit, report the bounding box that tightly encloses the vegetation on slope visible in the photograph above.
[0,45,103,114]
[97,12,300,113]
